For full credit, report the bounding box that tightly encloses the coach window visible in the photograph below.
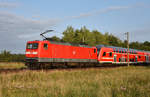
[130,59,132,62]
[134,51,136,54]
[44,43,48,49]
[123,50,125,53]
[119,58,121,62]
[109,52,112,57]
[103,52,106,56]
[94,49,96,53]
[132,51,133,54]
[117,49,119,53]
[113,49,115,52]
[124,50,126,53]
[139,56,141,59]
[119,50,122,53]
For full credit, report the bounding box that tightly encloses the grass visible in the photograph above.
[0,66,150,97]
[0,62,26,69]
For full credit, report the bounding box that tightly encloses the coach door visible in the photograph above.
[135,56,138,62]
[146,55,149,62]
[114,55,117,62]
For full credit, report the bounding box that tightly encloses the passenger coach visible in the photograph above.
[96,45,150,64]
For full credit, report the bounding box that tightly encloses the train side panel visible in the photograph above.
[97,47,114,63]
[97,46,149,64]
[37,41,98,63]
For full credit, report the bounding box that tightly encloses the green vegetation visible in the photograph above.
[0,66,150,97]
[0,50,25,62]
[0,62,26,69]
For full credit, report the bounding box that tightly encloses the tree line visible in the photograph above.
[0,26,150,62]
[0,50,25,62]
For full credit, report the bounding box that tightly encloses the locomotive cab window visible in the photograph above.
[27,43,38,49]
[103,52,106,56]
[44,43,48,49]
[32,43,38,49]
[27,43,32,49]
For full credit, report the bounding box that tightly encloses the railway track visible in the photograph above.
[0,64,128,74]
[0,68,28,73]
[0,63,149,74]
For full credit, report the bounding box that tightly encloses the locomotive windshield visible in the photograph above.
[27,43,38,49]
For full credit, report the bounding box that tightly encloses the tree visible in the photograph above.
[130,41,141,49]
[62,26,75,43]
[46,36,61,42]
[62,26,96,46]
[106,34,122,46]
[1,50,11,56]
[92,30,108,45]
[0,50,25,62]
[78,26,95,45]
[143,41,150,46]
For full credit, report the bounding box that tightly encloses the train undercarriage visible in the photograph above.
[25,58,150,69]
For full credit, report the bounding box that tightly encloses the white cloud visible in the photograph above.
[69,3,145,19]
[0,11,61,53]
[70,6,130,19]
[0,2,19,8]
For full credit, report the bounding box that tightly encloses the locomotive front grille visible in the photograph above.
[25,57,38,63]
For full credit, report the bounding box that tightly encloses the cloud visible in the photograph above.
[69,3,145,19]
[70,6,130,19]
[0,11,61,33]
[0,2,19,8]
[0,11,61,53]
[31,15,41,19]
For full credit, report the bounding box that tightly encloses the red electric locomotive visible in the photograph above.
[25,40,98,68]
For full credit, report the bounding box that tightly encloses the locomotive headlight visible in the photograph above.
[26,52,31,54]
[32,52,38,54]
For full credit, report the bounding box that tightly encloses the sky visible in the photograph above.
[0,0,150,53]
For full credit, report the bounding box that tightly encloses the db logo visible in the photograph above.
[73,51,76,55]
